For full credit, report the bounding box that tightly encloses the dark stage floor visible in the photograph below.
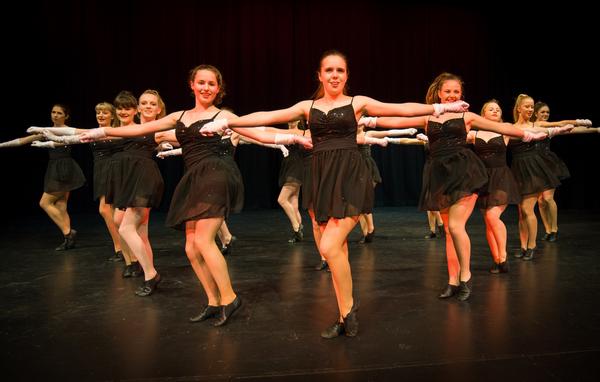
[2,207,599,381]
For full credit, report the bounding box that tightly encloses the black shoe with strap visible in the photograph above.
[189,305,221,322]
[438,284,459,299]
[135,273,161,297]
[456,279,472,301]
[55,229,77,251]
[213,296,242,327]
[221,236,237,255]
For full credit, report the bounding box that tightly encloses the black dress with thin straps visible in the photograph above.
[43,145,86,193]
[302,99,373,222]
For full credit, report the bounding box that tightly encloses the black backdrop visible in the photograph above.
[3,0,598,216]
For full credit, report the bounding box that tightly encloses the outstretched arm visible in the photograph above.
[80,112,182,141]
[0,134,44,148]
[355,96,469,118]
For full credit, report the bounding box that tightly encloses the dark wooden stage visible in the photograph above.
[2,207,599,381]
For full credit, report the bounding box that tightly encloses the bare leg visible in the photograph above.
[537,194,551,235]
[40,191,71,235]
[114,208,134,265]
[483,205,508,263]
[540,189,558,233]
[309,209,326,262]
[520,195,539,249]
[319,216,358,318]
[185,221,221,306]
[193,217,237,305]
[98,196,121,252]
[278,183,302,231]
[447,194,478,283]
[217,221,233,247]
[119,207,156,280]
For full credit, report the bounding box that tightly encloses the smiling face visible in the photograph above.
[95,107,114,127]
[536,105,550,121]
[190,69,220,106]
[317,54,348,97]
[437,79,463,104]
[116,107,137,126]
[518,97,535,121]
[482,102,502,122]
[138,93,162,122]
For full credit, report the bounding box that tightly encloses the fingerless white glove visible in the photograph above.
[432,101,470,117]
[575,119,592,127]
[199,119,229,135]
[156,148,182,159]
[157,141,174,151]
[547,125,574,138]
[416,133,429,142]
[27,126,76,135]
[364,136,388,147]
[522,130,547,142]
[31,140,56,148]
[388,128,418,137]
[42,130,82,144]
[79,128,107,142]
[358,116,377,128]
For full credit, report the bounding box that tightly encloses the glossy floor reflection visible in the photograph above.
[1,207,599,381]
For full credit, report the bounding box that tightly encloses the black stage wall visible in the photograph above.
[2,0,598,215]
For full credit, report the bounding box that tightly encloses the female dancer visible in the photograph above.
[80,64,311,325]
[361,73,546,301]
[199,51,469,336]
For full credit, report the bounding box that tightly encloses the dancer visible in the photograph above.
[509,94,576,260]
[465,99,521,273]
[360,73,546,301]
[199,51,469,336]
[80,64,310,325]
[2,104,85,250]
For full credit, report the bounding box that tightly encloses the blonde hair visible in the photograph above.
[512,94,533,123]
[95,102,117,127]
[480,99,503,122]
[140,89,167,119]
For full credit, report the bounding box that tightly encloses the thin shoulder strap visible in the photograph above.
[177,111,186,121]
[211,110,223,120]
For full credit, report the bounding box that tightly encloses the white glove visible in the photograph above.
[31,140,56,148]
[42,130,82,144]
[388,128,418,137]
[27,126,76,135]
[274,133,313,149]
[199,119,229,136]
[0,138,22,148]
[432,101,470,117]
[547,125,574,138]
[157,141,174,151]
[358,116,377,128]
[156,148,182,159]
[416,133,429,142]
[522,130,547,142]
[279,145,289,157]
[364,136,388,147]
[575,119,592,127]
[79,128,107,143]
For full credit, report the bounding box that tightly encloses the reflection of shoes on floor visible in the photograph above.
[221,236,237,255]
[108,250,123,262]
[55,229,77,251]
[315,260,329,271]
[424,231,437,239]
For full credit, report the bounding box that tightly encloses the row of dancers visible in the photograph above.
[2,50,596,338]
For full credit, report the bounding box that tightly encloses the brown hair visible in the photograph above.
[188,64,226,105]
[425,72,464,104]
[311,50,349,100]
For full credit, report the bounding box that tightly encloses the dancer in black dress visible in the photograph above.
[363,73,547,301]
[199,51,468,337]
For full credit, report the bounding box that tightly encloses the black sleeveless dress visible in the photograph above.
[44,146,86,193]
[302,99,373,223]
[358,144,382,184]
[537,138,570,180]
[278,143,304,186]
[90,138,121,200]
[509,139,561,195]
[418,116,488,211]
[165,112,244,229]
[473,133,521,209]
[105,134,164,209]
